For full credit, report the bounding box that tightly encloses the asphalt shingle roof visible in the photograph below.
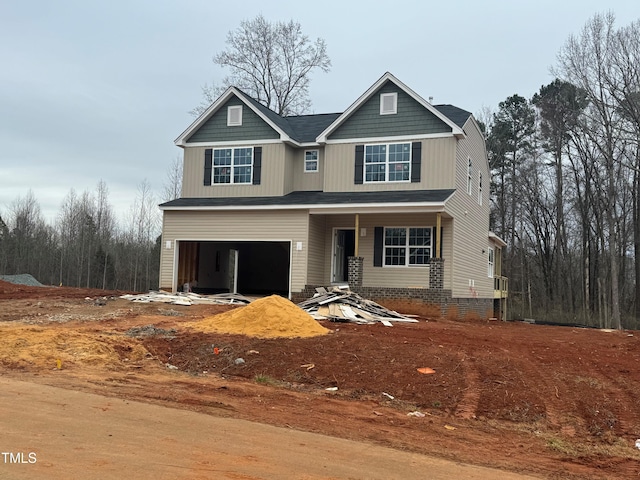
[432,105,472,128]
[160,189,455,209]
[236,90,471,142]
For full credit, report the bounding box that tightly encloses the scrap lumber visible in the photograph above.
[297,286,418,326]
[120,291,252,306]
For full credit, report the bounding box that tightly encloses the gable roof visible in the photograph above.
[175,73,470,147]
[316,72,466,143]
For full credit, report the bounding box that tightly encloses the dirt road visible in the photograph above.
[0,377,536,480]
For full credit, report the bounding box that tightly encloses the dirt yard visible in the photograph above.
[1,280,639,479]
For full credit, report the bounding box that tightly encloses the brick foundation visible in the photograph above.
[292,285,494,319]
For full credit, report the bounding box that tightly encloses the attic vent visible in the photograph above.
[380,92,397,115]
[227,105,243,126]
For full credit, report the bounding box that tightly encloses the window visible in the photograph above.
[380,92,397,115]
[467,158,472,194]
[304,150,318,172]
[488,247,494,278]
[384,227,431,266]
[365,143,411,183]
[213,147,253,184]
[478,172,483,205]
[227,105,242,126]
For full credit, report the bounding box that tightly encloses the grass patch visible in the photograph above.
[254,373,280,386]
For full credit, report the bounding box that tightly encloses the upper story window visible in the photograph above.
[467,158,473,195]
[213,147,252,184]
[227,105,243,126]
[365,143,411,183]
[380,92,397,115]
[384,227,432,266]
[304,150,319,172]
[478,172,483,205]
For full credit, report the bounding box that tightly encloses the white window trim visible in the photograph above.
[467,157,472,195]
[488,246,495,278]
[304,150,319,173]
[383,226,432,267]
[363,142,411,184]
[212,147,253,185]
[227,105,243,126]
[380,92,397,115]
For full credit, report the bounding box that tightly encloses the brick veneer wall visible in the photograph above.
[347,257,364,287]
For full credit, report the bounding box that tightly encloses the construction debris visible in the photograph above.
[120,291,252,306]
[297,286,419,325]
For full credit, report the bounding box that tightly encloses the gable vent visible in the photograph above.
[380,92,397,115]
[227,105,243,126]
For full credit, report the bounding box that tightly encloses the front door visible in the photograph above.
[332,229,355,283]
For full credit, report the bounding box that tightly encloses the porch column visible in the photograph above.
[354,213,360,256]
[435,212,441,259]
[429,258,444,290]
[348,256,364,287]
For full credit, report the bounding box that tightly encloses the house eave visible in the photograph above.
[160,201,450,215]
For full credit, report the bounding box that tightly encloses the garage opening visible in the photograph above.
[176,240,290,297]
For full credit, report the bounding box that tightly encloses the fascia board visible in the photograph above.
[160,200,452,214]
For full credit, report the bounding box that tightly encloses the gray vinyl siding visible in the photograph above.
[307,215,326,284]
[181,144,285,197]
[443,117,493,300]
[320,213,453,289]
[329,81,452,140]
[186,96,280,143]
[159,209,310,292]
[292,147,324,192]
[323,138,456,192]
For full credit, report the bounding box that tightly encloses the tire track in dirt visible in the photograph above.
[454,355,481,419]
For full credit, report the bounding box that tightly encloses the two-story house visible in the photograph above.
[159,72,508,319]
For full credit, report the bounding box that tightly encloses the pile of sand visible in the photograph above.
[0,325,149,369]
[187,295,330,339]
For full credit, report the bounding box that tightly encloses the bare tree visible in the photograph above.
[162,155,183,202]
[192,15,331,117]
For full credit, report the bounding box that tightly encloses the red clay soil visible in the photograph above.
[1,280,639,479]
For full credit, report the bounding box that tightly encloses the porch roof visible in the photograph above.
[160,189,455,213]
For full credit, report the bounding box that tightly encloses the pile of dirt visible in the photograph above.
[187,295,330,339]
[0,324,149,369]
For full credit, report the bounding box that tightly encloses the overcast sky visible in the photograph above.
[1,1,638,224]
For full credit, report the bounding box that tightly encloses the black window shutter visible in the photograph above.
[252,147,262,185]
[354,145,364,184]
[374,227,384,267]
[204,149,212,186]
[411,141,421,183]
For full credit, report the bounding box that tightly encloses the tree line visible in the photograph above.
[0,169,183,292]
[486,13,640,329]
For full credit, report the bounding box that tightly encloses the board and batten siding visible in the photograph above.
[185,96,280,143]
[328,81,452,140]
[160,210,310,292]
[444,118,493,299]
[181,144,286,198]
[320,213,453,289]
[323,138,456,192]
